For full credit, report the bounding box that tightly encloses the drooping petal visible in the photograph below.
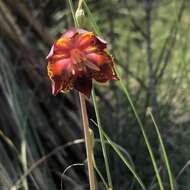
[93,63,118,83]
[50,54,68,62]
[61,28,79,38]
[46,45,54,59]
[86,52,117,83]
[96,36,107,45]
[50,74,73,95]
[83,60,100,71]
[48,58,74,95]
[49,65,75,95]
[96,36,107,50]
[48,58,71,76]
[76,32,107,53]
[62,28,87,38]
[50,75,63,95]
[86,52,110,66]
[53,38,71,57]
[73,76,92,97]
[76,32,96,49]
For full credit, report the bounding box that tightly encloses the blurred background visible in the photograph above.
[0,0,190,189]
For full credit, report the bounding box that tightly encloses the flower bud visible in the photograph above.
[75,9,85,26]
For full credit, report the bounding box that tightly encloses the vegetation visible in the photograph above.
[0,0,190,189]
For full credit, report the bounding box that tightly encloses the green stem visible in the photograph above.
[67,0,79,27]
[67,1,96,189]
[92,88,113,189]
[102,131,147,190]
[77,0,84,10]
[93,159,109,190]
[148,109,174,190]
[116,67,164,190]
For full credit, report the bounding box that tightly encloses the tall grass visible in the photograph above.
[81,1,176,189]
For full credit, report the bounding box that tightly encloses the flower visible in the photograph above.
[46,28,118,97]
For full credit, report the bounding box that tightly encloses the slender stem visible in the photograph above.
[79,92,96,190]
[148,109,174,190]
[21,139,28,190]
[77,0,84,10]
[92,88,113,189]
[67,0,79,27]
[116,67,164,190]
[93,160,109,190]
[67,1,96,189]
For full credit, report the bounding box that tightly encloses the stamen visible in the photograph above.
[72,69,76,75]
[83,61,100,71]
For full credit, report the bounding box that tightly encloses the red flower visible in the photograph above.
[46,28,118,97]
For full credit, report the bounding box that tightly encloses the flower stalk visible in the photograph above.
[79,92,96,190]
[47,1,118,189]
[75,2,96,188]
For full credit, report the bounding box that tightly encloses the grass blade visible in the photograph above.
[83,2,164,189]
[147,108,175,190]
[67,0,79,27]
[92,88,113,189]
[116,67,164,190]
[101,129,146,190]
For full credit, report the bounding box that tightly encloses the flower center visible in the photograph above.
[70,48,86,74]
[70,48,83,64]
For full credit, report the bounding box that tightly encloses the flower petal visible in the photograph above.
[96,36,107,45]
[49,67,75,95]
[86,52,110,65]
[86,52,118,82]
[50,75,63,95]
[83,60,100,71]
[62,28,87,38]
[50,74,73,95]
[46,45,54,59]
[76,32,96,49]
[48,58,71,76]
[96,36,107,50]
[73,76,92,97]
[50,54,68,62]
[76,32,107,53]
[93,63,117,83]
[53,38,71,57]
